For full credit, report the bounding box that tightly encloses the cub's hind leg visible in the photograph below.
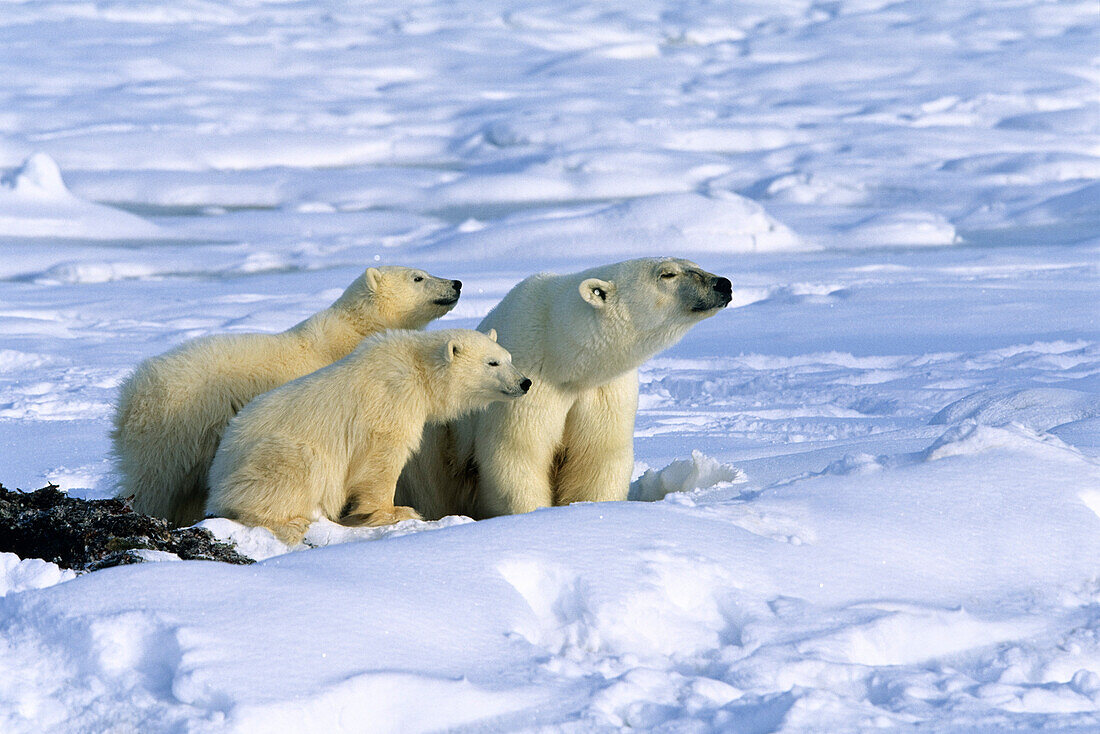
[208,437,325,545]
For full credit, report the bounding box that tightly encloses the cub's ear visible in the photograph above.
[486,328,497,342]
[443,339,459,363]
[365,267,382,290]
[579,278,615,308]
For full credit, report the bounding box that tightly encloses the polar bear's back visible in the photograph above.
[111,329,326,523]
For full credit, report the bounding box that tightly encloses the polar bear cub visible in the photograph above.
[206,328,530,544]
[112,266,461,527]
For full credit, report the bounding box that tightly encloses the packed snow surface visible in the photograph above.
[1,0,1098,731]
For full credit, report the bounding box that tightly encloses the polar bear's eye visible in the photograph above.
[660,272,676,279]
[488,360,500,367]
[413,276,424,282]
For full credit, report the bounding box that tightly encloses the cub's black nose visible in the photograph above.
[519,378,532,393]
[452,279,462,292]
[714,277,732,297]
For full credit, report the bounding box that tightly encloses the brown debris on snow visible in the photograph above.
[0,483,252,572]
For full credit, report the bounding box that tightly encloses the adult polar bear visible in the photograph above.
[397,257,732,519]
[113,266,461,526]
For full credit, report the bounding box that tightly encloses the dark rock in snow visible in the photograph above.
[0,483,253,572]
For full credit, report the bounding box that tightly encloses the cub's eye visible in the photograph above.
[413,276,424,282]
[660,272,676,279]
[488,360,500,367]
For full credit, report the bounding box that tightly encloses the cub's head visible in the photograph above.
[338,266,462,330]
[438,328,530,414]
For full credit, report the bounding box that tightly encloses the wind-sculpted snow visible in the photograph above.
[0,154,164,240]
[0,0,1098,731]
[2,0,1097,255]
[3,425,1100,732]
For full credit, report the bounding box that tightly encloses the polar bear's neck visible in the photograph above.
[540,313,695,392]
[355,336,434,415]
[351,335,468,425]
[288,307,387,364]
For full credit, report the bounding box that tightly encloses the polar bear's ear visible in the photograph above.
[486,328,497,342]
[443,339,458,363]
[579,278,615,308]
[365,267,382,291]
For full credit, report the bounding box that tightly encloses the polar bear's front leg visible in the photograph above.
[473,386,570,517]
[554,371,638,505]
[339,445,422,527]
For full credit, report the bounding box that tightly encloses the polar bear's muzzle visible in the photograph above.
[689,276,733,312]
[501,374,532,398]
[433,279,463,306]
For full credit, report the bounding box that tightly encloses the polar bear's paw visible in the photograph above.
[339,505,423,528]
[239,515,312,547]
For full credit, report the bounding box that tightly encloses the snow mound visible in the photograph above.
[1021,180,1100,227]
[0,552,74,596]
[203,452,746,563]
[0,154,163,240]
[799,604,1045,667]
[34,261,159,285]
[842,210,959,248]
[435,192,807,260]
[2,430,1099,732]
[200,515,476,561]
[931,387,1100,432]
[230,670,545,734]
[922,422,1077,462]
[603,192,804,253]
[630,450,746,502]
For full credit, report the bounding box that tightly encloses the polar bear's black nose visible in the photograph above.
[452,280,462,292]
[519,378,532,393]
[714,277,732,297]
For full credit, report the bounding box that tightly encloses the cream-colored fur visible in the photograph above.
[112,266,461,526]
[397,257,732,519]
[206,329,529,544]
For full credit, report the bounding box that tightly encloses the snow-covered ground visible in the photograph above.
[1,0,1099,731]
